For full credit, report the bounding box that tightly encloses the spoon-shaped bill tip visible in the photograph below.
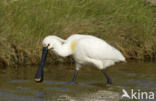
[34,78,43,83]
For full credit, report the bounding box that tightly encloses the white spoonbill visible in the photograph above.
[34,34,126,84]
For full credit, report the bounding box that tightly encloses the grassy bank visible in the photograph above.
[0,0,156,66]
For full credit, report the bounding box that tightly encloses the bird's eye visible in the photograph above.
[48,44,50,46]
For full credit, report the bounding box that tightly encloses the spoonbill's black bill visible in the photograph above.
[34,46,48,83]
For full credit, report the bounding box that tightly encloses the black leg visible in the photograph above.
[71,69,78,82]
[101,69,112,84]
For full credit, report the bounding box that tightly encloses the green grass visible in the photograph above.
[0,0,156,66]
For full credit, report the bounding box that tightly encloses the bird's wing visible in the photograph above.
[77,37,125,62]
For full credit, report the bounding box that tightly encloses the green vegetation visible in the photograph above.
[0,0,156,66]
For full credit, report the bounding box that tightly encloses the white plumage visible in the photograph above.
[43,34,125,69]
[41,34,126,84]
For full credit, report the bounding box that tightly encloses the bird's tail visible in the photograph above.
[120,56,126,62]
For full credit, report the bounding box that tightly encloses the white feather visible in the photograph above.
[42,34,126,70]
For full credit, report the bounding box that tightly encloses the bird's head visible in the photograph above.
[34,35,64,83]
[42,35,65,50]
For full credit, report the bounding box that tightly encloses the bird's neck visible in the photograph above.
[53,40,72,57]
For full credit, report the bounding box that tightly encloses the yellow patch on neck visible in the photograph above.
[71,41,76,52]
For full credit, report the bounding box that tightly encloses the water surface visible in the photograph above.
[0,62,156,101]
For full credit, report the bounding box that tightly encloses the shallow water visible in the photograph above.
[0,62,156,101]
